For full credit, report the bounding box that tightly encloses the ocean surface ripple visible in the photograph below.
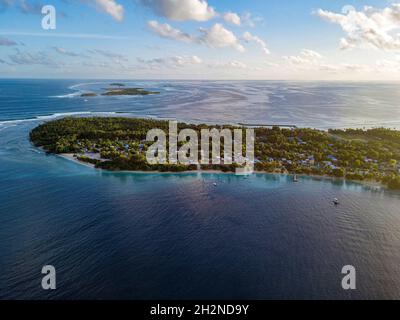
[0,80,400,299]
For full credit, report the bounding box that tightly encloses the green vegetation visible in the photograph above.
[101,88,160,96]
[79,85,159,98]
[29,117,400,189]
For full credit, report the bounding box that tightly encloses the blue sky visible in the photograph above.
[1,0,400,79]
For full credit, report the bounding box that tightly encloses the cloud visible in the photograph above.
[138,55,202,69]
[265,62,279,68]
[241,12,263,27]
[163,56,202,66]
[300,49,322,60]
[222,12,241,26]
[281,48,370,74]
[0,0,43,14]
[0,37,17,46]
[0,0,13,11]
[19,0,42,14]
[148,21,245,52]
[90,0,124,21]
[3,0,123,20]
[139,0,216,21]
[316,4,400,51]
[8,49,59,66]
[242,31,270,54]
[319,63,370,73]
[283,49,322,65]
[147,20,194,43]
[89,49,128,61]
[0,31,129,40]
[376,57,400,71]
[208,60,248,69]
[224,60,247,69]
[86,48,129,68]
[198,23,245,52]
[0,0,12,5]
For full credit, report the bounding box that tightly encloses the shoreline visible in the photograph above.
[57,153,385,189]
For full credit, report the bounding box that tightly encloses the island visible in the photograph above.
[29,117,400,189]
[79,84,160,98]
[81,92,97,97]
[101,88,160,96]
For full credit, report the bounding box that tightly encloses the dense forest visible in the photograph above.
[30,117,400,189]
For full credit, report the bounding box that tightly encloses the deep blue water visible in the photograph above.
[1,79,400,299]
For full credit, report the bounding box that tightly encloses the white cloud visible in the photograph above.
[226,60,247,69]
[138,55,202,69]
[169,55,202,66]
[319,63,370,73]
[87,49,129,68]
[147,20,194,43]
[282,49,371,74]
[0,36,17,46]
[208,60,248,69]
[0,0,42,14]
[148,21,245,52]
[316,4,400,51]
[8,49,60,66]
[241,12,262,27]
[242,31,270,54]
[92,0,124,21]
[89,49,128,61]
[265,62,279,68]
[283,49,322,65]
[300,49,322,60]
[53,47,82,57]
[139,0,216,21]
[0,0,13,7]
[188,55,202,64]
[222,12,241,26]
[376,57,400,71]
[198,23,245,52]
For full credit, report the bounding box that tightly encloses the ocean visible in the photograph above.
[0,79,400,299]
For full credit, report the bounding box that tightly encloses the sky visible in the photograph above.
[1,0,400,80]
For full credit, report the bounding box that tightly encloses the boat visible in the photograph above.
[213,182,217,186]
[333,198,339,205]
[293,174,298,182]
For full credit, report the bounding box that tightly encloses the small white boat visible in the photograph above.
[333,198,339,205]
[293,174,298,182]
[213,182,217,186]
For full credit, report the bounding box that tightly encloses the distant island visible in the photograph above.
[80,84,159,97]
[29,117,400,189]
[81,92,97,97]
[101,88,160,96]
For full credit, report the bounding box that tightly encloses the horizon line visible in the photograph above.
[1,77,400,83]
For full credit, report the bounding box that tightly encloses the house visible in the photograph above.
[307,156,315,166]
